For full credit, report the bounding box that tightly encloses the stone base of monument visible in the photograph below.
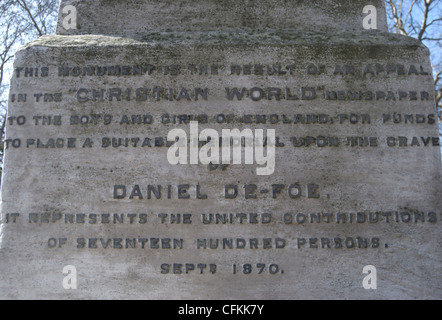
[0,0,440,299]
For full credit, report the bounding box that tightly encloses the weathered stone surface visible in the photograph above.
[56,0,388,37]
[0,1,440,300]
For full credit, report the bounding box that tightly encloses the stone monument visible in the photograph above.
[0,0,440,299]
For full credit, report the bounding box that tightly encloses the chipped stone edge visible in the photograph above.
[20,32,428,51]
